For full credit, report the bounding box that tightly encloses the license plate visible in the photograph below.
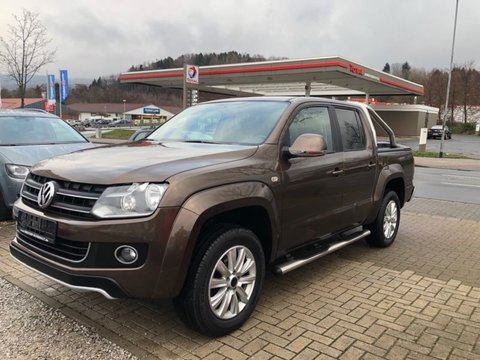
[17,211,57,244]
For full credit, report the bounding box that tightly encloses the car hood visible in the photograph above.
[31,141,258,184]
[0,142,96,167]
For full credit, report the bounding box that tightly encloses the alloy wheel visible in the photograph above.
[383,200,398,239]
[208,245,256,319]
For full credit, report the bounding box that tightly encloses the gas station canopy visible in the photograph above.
[119,56,424,97]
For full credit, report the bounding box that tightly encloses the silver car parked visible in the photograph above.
[0,109,95,220]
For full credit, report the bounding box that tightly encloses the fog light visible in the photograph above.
[115,245,138,265]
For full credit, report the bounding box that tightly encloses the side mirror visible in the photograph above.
[284,133,326,158]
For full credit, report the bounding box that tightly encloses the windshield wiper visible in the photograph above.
[182,140,220,144]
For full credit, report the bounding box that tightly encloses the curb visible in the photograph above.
[414,157,480,171]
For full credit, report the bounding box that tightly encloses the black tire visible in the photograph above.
[174,225,265,337]
[366,191,400,248]
[0,190,11,221]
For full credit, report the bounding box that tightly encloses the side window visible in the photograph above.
[335,108,366,151]
[133,131,149,141]
[287,107,334,152]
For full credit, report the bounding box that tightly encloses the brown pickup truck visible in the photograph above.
[10,97,414,336]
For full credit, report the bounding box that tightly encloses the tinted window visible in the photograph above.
[0,116,86,145]
[287,107,334,152]
[335,108,366,151]
[148,101,289,145]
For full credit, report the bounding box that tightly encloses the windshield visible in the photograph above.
[0,116,87,146]
[147,101,289,145]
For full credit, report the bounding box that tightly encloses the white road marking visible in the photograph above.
[441,182,480,188]
[442,174,480,181]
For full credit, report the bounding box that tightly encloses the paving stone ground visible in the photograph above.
[1,197,480,359]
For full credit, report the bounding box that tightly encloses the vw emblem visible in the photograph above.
[37,181,57,209]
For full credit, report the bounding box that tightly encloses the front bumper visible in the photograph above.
[429,131,443,138]
[11,242,126,299]
[10,199,186,299]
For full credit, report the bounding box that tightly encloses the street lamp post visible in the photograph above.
[440,0,459,158]
[123,99,126,120]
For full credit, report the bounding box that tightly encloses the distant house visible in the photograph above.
[66,103,181,125]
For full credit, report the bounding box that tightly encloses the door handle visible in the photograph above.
[331,169,344,176]
[367,162,376,169]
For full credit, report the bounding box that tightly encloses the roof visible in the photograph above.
[0,98,43,109]
[0,108,55,117]
[119,56,424,97]
[67,103,182,115]
[372,104,439,114]
[160,105,182,114]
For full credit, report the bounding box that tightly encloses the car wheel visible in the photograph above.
[366,191,400,248]
[174,225,265,337]
[0,190,11,221]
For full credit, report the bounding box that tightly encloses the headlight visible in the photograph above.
[5,164,30,179]
[91,182,168,218]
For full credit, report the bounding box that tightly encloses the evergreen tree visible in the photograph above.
[401,62,411,79]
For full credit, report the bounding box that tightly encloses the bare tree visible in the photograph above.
[457,61,476,123]
[0,9,55,107]
[423,69,448,122]
[390,63,403,78]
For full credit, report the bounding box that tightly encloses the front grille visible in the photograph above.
[16,230,90,262]
[21,173,106,219]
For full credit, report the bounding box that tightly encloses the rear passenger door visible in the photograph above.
[334,106,377,225]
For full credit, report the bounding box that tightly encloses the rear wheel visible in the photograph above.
[366,191,400,248]
[174,225,265,337]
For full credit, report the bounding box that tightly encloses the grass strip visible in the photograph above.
[413,150,465,159]
[101,129,135,140]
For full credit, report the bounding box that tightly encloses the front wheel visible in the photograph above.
[174,226,265,337]
[366,191,400,248]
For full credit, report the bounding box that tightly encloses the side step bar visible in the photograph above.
[274,230,371,275]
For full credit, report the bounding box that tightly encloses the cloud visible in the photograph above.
[0,0,478,79]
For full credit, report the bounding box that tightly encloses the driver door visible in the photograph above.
[279,106,348,251]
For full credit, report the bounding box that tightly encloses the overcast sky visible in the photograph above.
[0,0,478,80]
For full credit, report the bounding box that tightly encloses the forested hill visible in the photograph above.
[127,51,286,72]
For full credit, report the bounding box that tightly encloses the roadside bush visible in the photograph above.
[450,122,476,135]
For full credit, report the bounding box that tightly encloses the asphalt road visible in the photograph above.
[398,134,480,159]
[414,166,480,204]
